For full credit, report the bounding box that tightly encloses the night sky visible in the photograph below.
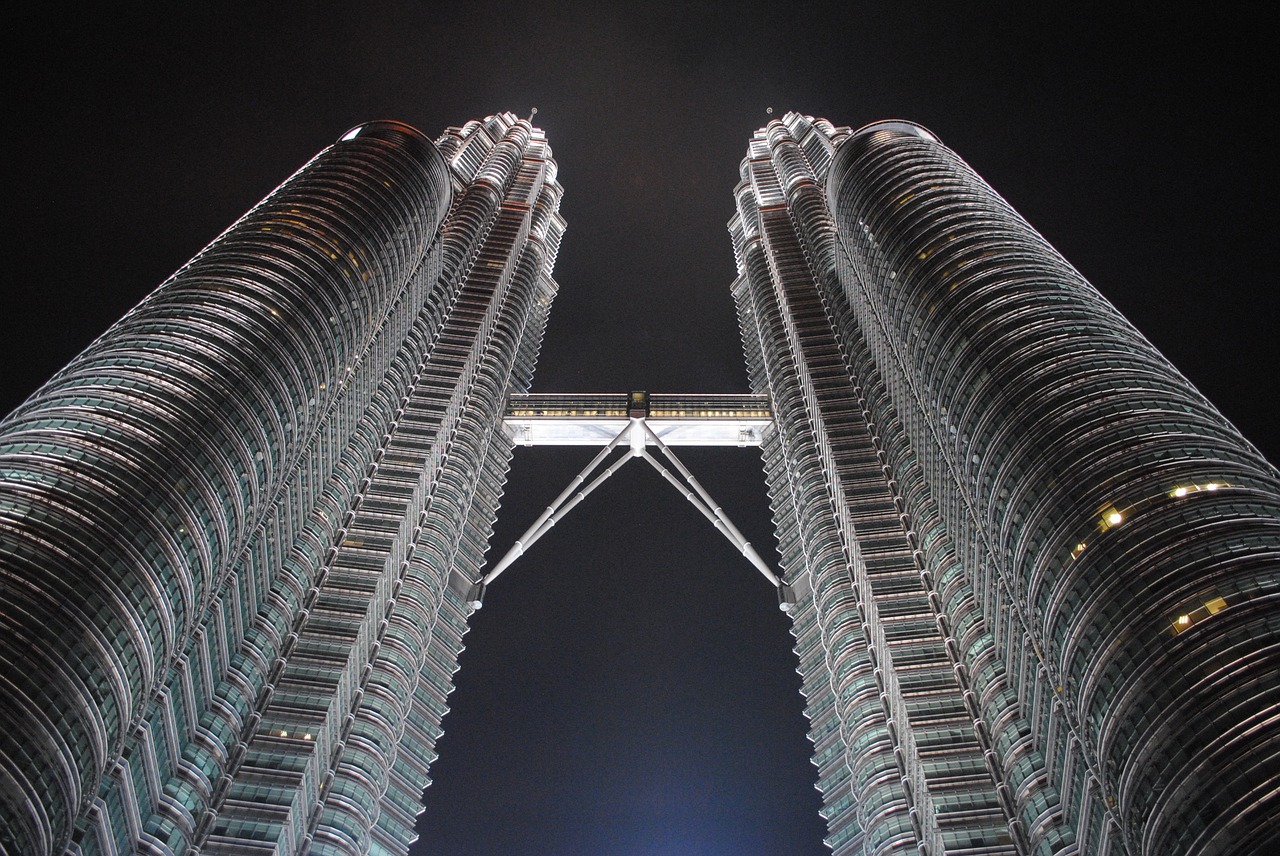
[5,5,1276,855]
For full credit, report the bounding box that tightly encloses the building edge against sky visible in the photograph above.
[0,113,565,855]
[731,113,1280,855]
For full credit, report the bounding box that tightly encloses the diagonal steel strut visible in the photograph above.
[637,423,780,587]
[479,417,792,608]
[483,420,634,586]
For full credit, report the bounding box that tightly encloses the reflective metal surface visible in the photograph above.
[0,114,565,856]
[732,112,1280,855]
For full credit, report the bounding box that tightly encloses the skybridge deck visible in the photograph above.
[503,392,773,446]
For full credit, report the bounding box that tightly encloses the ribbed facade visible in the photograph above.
[732,114,1280,856]
[0,113,564,855]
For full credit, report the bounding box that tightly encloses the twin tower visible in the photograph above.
[1,113,1276,856]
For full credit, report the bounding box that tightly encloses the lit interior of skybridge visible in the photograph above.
[475,391,793,610]
[503,391,772,446]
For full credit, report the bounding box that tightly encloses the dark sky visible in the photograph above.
[5,4,1275,854]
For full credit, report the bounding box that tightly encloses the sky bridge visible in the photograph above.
[482,391,793,609]
[502,391,772,446]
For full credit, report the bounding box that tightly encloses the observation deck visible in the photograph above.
[503,392,772,446]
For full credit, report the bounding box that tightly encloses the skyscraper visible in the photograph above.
[0,113,564,855]
[731,114,1279,855]
[2,107,1276,856]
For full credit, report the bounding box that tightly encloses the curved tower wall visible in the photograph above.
[733,113,1280,856]
[826,121,1279,855]
[0,114,564,856]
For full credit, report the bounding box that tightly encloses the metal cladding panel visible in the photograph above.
[0,114,565,856]
[725,111,1276,856]
[730,114,1012,856]
[823,120,1280,854]
[0,121,451,856]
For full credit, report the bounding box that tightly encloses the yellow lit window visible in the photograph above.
[1169,480,1231,498]
[1170,594,1230,635]
[1099,506,1124,531]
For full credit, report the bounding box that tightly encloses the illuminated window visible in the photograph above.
[1099,506,1124,531]
[1170,594,1230,635]
[1169,480,1231,498]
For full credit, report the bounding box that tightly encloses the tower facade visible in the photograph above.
[0,114,564,855]
[731,114,1280,855]
[3,110,1277,856]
